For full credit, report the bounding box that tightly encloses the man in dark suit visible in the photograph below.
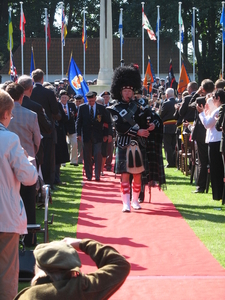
[189,79,214,193]
[100,91,113,172]
[59,89,78,166]
[31,69,60,189]
[18,75,52,168]
[77,91,109,181]
[177,81,198,126]
[160,88,177,167]
[74,94,84,164]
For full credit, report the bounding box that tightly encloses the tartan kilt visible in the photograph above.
[114,144,149,176]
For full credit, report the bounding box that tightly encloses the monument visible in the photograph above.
[95,0,113,95]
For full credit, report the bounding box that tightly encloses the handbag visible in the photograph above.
[19,240,35,282]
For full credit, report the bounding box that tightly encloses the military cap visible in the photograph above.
[160,78,165,81]
[100,91,110,97]
[59,89,68,96]
[156,77,160,80]
[59,80,64,84]
[86,91,97,98]
[62,77,68,81]
[74,94,83,100]
[34,241,81,273]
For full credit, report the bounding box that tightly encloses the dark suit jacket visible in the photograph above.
[63,102,77,134]
[31,83,60,138]
[189,93,206,143]
[160,97,177,134]
[177,94,196,125]
[77,103,108,143]
[22,95,52,135]
[215,104,225,153]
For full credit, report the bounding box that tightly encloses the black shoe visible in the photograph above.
[138,199,144,203]
[87,178,92,181]
[95,178,100,182]
[192,189,204,194]
[70,163,78,166]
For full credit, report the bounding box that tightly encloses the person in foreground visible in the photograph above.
[14,237,130,300]
[0,90,38,300]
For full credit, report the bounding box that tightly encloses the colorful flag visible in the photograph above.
[220,7,225,43]
[142,8,156,41]
[45,16,51,50]
[9,51,18,82]
[156,10,161,39]
[20,12,26,45]
[30,47,35,77]
[168,60,176,90]
[191,14,195,48]
[7,13,13,51]
[119,10,123,46]
[177,62,190,94]
[68,56,89,102]
[181,18,184,43]
[143,56,156,93]
[61,8,67,46]
[82,14,87,50]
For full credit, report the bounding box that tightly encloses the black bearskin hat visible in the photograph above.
[110,64,142,102]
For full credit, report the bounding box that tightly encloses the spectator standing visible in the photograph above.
[6,83,41,247]
[159,88,177,168]
[0,89,38,300]
[31,69,60,189]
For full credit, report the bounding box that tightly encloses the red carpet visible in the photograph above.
[77,170,225,299]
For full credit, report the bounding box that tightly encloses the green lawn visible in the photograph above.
[18,161,225,292]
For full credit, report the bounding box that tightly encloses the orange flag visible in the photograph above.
[177,62,190,93]
[143,57,155,93]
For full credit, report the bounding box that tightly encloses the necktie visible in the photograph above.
[90,106,94,123]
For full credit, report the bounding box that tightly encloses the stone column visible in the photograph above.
[97,0,113,87]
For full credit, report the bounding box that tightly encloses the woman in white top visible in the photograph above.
[0,89,38,300]
[197,89,225,200]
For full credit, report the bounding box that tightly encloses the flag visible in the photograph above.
[191,14,195,48]
[177,62,190,94]
[143,56,156,93]
[168,60,177,90]
[20,12,26,45]
[68,56,89,102]
[82,14,87,50]
[142,8,156,41]
[61,8,67,46]
[9,51,18,82]
[7,13,13,51]
[220,7,225,43]
[45,16,51,50]
[30,47,35,77]
[119,10,123,46]
[181,18,184,43]
[156,10,161,39]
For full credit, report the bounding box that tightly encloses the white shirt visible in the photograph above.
[199,107,222,143]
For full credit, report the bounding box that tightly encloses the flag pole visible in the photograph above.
[120,8,123,66]
[157,5,160,78]
[192,7,196,81]
[45,8,48,81]
[222,2,225,78]
[61,3,64,79]
[83,8,86,79]
[20,2,24,75]
[178,2,182,75]
[141,2,145,79]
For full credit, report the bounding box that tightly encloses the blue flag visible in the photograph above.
[30,48,35,77]
[220,7,225,43]
[68,56,89,102]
